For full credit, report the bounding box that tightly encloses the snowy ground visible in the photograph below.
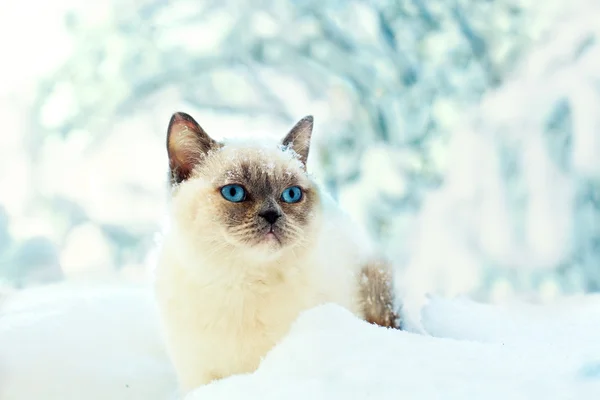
[189,298,600,400]
[1,284,600,400]
[0,284,178,400]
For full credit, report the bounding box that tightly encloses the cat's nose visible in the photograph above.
[259,210,281,225]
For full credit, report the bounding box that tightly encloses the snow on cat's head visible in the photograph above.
[166,112,321,262]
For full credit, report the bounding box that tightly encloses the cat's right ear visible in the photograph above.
[167,112,220,185]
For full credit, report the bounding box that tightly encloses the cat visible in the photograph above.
[154,112,400,394]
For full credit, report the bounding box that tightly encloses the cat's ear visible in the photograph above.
[167,112,220,184]
[281,115,313,166]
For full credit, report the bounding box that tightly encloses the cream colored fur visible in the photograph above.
[155,117,392,395]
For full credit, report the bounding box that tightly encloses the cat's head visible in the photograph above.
[166,112,320,260]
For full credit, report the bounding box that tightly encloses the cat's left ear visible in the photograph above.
[281,115,313,166]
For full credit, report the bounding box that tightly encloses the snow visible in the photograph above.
[2,284,600,400]
[0,284,178,400]
[420,294,600,385]
[187,300,600,400]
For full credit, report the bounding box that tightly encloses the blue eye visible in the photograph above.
[281,186,303,203]
[221,184,246,202]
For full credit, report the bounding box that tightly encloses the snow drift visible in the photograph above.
[2,284,600,400]
[187,300,600,400]
[0,284,177,400]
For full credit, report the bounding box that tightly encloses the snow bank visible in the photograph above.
[2,285,600,400]
[422,294,600,346]
[187,301,600,400]
[0,283,177,400]
[422,295,600,376]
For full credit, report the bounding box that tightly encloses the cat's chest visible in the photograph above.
[158,260,323,333]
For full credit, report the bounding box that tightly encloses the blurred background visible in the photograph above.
[0,0,598,307]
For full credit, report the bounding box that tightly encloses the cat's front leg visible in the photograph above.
[172,345,227,394]
[358,258,401,329]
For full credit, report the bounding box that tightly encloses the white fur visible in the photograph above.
[154,179,376,394]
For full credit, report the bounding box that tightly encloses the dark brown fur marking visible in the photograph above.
[359,259,400,329]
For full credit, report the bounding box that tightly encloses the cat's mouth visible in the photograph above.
[264,227,281,244]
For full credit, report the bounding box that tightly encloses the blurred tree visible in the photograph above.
[30,0,537,221]
[397,0,600,301]
[25,0,599,300]
[1,236,62,288]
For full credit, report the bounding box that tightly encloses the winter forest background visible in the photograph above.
[0,0,599,310]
